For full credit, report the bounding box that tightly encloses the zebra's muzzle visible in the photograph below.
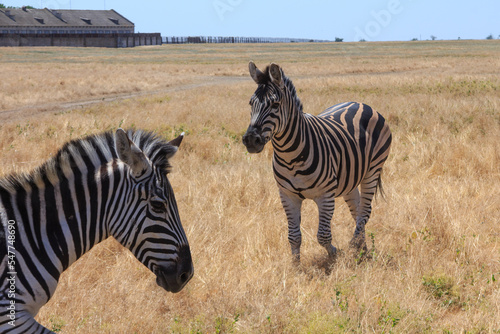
[153,246,193,293]
[242,126,267,153]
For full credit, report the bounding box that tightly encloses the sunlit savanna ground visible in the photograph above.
[0,40,499,333]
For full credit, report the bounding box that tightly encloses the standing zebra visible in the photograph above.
[0,129,193,333]
[243,62,392,261]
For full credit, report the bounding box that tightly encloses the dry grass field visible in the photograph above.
[0,40,499,333]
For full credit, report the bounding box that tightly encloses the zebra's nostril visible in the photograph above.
[179,272,189,283]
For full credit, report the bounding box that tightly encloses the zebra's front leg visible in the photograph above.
[279,190,303,262]
[314,196,337,259]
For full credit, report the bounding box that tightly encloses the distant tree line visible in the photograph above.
[163,36,331,44]
[0,4,35,8]
[485,34,500,40]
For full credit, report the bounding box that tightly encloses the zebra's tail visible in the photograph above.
[375,171,386,201]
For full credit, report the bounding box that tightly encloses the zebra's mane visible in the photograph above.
[0,129,177,193]
[255,66,304,113]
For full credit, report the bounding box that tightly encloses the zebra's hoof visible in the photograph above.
[349,238,368,254]
[327,245,338,259]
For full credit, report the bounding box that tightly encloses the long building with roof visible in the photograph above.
[0,7,161,47]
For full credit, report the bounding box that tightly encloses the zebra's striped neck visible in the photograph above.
[0,130,172,271]
[0,133,123,271]
[272,75,308,162]
[282,73,304,114]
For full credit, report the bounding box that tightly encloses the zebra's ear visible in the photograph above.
[269,63,284,89]
[115,128,151,178]
[165,132,184,159]
[249,61,265,84]
[167,132,184,149]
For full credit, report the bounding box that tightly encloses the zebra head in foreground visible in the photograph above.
[243,62,392,262]
[113,129,193,293]
[0,129,193,333]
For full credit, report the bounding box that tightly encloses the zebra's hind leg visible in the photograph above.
[279,190,303,262]
[314,196,338,260]
[343,188,360,223]
[344,188,367,252]
[348,172,381,253]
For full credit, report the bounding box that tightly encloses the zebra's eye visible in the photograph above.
[150,200,166,213]
[271,102,280,109]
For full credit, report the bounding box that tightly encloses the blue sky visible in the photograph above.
[4,0,500,42]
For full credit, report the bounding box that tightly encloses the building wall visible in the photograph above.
[0,33,162,47]
[0,27,134,34]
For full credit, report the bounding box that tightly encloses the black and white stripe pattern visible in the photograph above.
[243,62,392,261]
[0,129,193,333]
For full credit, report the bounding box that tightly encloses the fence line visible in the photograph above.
[163,36,330,44]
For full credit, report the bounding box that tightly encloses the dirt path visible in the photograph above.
[0,76,247,123]
[0,68,424,124]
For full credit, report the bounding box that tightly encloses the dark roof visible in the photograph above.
[0,8,134,28]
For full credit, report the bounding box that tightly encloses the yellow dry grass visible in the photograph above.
[0,40,499,333]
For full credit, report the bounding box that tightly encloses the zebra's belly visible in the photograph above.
[273,160,364,200]
[274,168,339,200]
